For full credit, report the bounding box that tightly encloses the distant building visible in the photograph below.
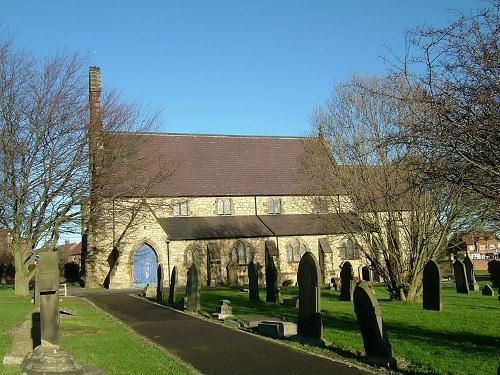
[57,241,82,266]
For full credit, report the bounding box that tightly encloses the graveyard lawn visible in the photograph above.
[198,283,500,375]
[0,286,193,375]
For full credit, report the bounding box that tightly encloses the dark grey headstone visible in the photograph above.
[482,284,494,296]
[361,266,371,282]
[453,260,469,294]
[248,261,260,303]
[167,266,178,305]
[488,260,500,288]
[156,264,163,303]
[463,256,479,291]
[265,256,279,304]
[297,252,322,340]
[423,260,442,311]
[353,282,393,360]
[185,263,200,312]
[340,261,354,301]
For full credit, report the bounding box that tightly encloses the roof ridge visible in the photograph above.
[111,130,308,140]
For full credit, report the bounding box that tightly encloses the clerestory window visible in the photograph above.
[267,197,282,214]
[216,198,232,215]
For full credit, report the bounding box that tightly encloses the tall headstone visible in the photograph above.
[226,261,238,286]
[265,256,279,303]
[248,261,260,303]
[488,260,500,287]
[353,282,394,366]
[423,260,442,311]
[207,243,222,286]
[340,261,354,301]
[453,259,469,294]
[156,264,163,303]
[463,256,479,291]
[185,263,200,312]
[361,266,372,282]
[167,266,178,305]
[297,252,322,341]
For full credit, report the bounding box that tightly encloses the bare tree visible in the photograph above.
[394,1,500,223]
[0,36,163,296]
[304,76,464,301]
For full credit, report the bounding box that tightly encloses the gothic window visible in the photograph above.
[230,241,253,265]
[286,239,309,263]
[267,197,282,214]
[314,197,328,214]
[339,239,360,260]
[173,201,188,216]
[216,198,232,215]
[185,247,201,268]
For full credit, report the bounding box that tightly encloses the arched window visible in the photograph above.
[339,239,360,260]
[286,239,309,263]
[267,197,282,214]
[186,247,201,268]
[216,198,232,215]
[230,241,253,265]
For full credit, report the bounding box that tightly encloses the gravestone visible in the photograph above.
[156,264,163,302]
[258,321,297,339]
[144,283,156,299]
[482,284,494,296]
[362,266,372,282]
[488,260,500,287]
[265,256,279,304]
[340,261,354,301]
[297,252,322,341]
[248,261,260,303]
[207,243,222,286]
[423,260,442,311]
[167,266,178,305]
[212,300,233,319]
[226,261,238,286]
[353,281,395,367]
[22,250,104,375]
[185,263,200,312]
[463,256,479,291]
[453,259,469,294]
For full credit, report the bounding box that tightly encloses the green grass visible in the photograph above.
[199,282,500,375]
[0,286,193,375]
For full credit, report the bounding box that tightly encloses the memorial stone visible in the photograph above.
[167,266,178,305]
[423,260,442,311]
[463,256,479,291]
[156,264,163,302]
[248,261,260,303]
[453,259,469,294]
[185,263,200,312]
[226,261,238,286]
[353,282,394,366]
[265,256,279,304]
[488,260,500,287]
[297,252,322,341]
[212,300,233,319]
[340,261,354,301]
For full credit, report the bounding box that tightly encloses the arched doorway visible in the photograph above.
[133,244,158,286]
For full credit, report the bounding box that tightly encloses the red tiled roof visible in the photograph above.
[101,132,336,197]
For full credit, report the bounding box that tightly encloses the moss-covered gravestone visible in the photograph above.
[482,284,494,296]
[423,260,442,311]
[248,261,260,303]
[185,263,200,312]
[156,264,163,303]
[453,259,469,294]
[168,266,178,305]
[297,252,322,341]
[353,282,395,368]
[340,261,354,301]
[463,256,479,291]
[265,256,279,304]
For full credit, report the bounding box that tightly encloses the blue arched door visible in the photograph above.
[133,244,158,286]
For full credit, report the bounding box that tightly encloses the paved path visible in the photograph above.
[85,293,368,375]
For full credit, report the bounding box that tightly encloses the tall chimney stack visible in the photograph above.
[89,66,102,130]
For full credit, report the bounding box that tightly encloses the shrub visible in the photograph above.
[64,262,80,283]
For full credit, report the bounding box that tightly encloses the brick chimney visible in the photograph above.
[89,66,102,131]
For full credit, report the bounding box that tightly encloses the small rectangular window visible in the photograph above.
[173,201,188,216]
[268,197,282,215]
[217,198,232,215]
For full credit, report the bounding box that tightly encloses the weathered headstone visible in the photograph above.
[248,261,260,303]
[212,300,233,319]
[226,261,238,286]
[207,243,222,286]
[185,263,200,312]
[353,282,394,367]
[361,266,372,282]
[144,283,156,299]
[482,284,494,296]
[167,266,178,305]
[258,321,297,339]
[488,260,500,287]
[265,256,279,304]
[453,259,469,294]
[423,260,442,311]
[340,261,354,301]
[297,252,322,341]
[156,264,163,302]
[463,256,479,291]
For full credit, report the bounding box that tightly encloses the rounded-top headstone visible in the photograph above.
[297,252,322,340]
[423,259,442,311]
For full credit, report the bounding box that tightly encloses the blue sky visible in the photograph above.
[2,1,483,137]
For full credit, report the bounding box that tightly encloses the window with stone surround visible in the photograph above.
[216,198,232,215]
[267,197,282,214]
[173,201,188,216]
[230,241,253,265]
[286,239,308,263]
[339,239,360,260]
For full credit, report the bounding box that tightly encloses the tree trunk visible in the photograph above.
[14,257,29,297]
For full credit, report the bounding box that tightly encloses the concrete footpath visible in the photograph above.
[85,293,369,375]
